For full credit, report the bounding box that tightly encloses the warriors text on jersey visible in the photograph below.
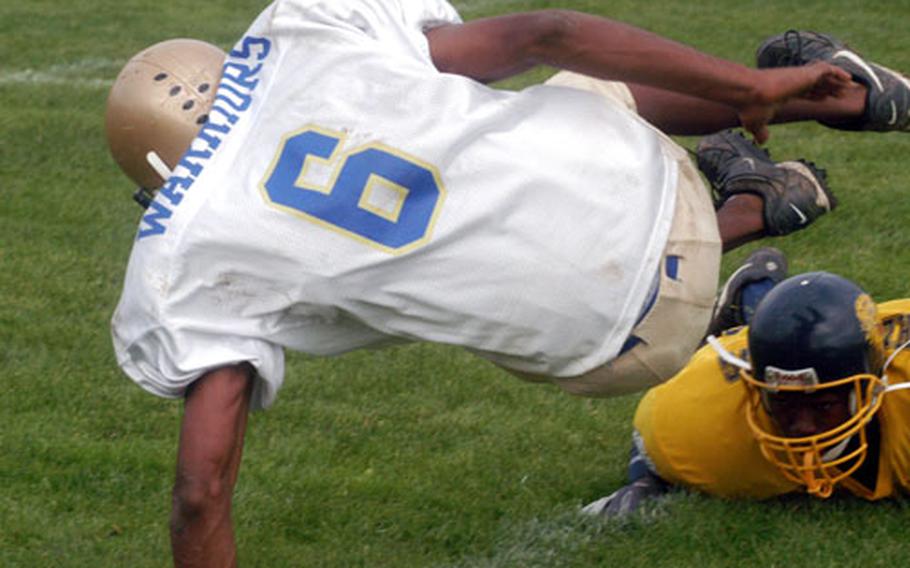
[633,299,910,500]
[112,0,681,409]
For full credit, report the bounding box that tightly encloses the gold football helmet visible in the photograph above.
[105,38,225,201]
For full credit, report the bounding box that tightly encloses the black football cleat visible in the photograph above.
[757,30,910,132]
[705,246,788,337]
[696,129,836,237]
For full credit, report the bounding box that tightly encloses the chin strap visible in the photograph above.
[146,150,173,181]
[132,151,173,210]
[705,335,752,370]
[882,337,910,393]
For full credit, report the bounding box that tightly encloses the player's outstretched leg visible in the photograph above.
[697,130,836,237]
[705,247,788,338]
[757,30,910,132]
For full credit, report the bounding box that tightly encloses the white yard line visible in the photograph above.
[0,58,120,89]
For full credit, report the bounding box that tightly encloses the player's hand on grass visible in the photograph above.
[580,472,668,518]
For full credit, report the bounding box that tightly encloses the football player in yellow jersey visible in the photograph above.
[583,248,910,516]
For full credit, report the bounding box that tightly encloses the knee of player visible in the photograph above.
[171,471,233,521]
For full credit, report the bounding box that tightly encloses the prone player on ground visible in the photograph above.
[584,249,910,517]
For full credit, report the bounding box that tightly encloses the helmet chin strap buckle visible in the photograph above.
[133,187,155,209]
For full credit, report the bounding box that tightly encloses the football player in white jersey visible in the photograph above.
[104,1,910,564]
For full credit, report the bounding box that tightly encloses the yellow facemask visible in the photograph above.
[739,371,887,498]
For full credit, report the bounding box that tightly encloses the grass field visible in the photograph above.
[2,0,910,566]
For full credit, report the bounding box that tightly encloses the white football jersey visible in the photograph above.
[112,0,679,409]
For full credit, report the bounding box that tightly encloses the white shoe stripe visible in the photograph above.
[788,202,809,225]
[715,262,754,310]
[833,49,884,92]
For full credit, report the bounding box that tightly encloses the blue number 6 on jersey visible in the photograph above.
[261,126,445,253]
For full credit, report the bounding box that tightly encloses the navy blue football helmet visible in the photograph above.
[740,272,886,497]
[748,272,884,383]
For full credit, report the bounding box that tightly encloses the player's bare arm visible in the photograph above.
[171,364,254,568]
[425,10,852,142]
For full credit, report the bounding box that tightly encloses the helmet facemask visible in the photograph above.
[740,368,886,498]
